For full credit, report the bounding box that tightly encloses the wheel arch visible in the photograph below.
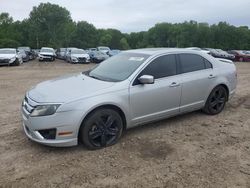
[217,83,229,101]
[77,104,127,142]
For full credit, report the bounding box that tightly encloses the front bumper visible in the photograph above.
[21,96,83,147]
[39,55,54,61]
[72,57,90,64]
[0,58,12,65]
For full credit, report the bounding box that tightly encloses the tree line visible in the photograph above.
[0,3,250,50]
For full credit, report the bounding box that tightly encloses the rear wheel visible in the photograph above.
[203,86,228,115]
[80,108,123,150]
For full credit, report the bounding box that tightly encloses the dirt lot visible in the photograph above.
[0,59,250,188]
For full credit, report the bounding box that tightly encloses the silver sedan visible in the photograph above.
[21,48,237,149]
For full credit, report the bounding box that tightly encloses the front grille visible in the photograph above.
[0,59,9,64]
[38,129,56,139]
[78,57,86,62]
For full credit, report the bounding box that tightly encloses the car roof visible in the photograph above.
[125,48,205,56]
[0,48,16,50]
[41,47,54,50]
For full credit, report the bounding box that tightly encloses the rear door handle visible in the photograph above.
[208,74,216,79]
[169,82,180,87]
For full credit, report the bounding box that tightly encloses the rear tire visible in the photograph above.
[80,108,123,150]
[203,86,228,115]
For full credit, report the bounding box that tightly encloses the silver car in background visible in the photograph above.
[0,48,22,66]
[21,48,237,149]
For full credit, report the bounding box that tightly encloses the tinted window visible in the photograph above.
[140,55,177,79]
[204,59,212,69]
[179,54,206,73]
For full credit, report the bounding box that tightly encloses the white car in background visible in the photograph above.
[186,47,210,55]
[67,49,90,64]
[38,47,56,61]
[0,48,22,66]
[97,46,110,54]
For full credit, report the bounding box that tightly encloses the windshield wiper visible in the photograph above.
[88,74,103,81]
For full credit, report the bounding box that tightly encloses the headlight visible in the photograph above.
[31,104,60,117]
[9,57,16,63]
[71,57,78,61]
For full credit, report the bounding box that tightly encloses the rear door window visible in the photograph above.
[179,54,207,73]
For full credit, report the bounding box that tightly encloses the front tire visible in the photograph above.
[13,59,20,66]
[80,108,123,150]
[203,86,228,115]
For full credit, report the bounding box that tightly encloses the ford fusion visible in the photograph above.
[21,48,237,149]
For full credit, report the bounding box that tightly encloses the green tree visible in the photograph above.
[119,37,130,50]
[69,21,98,48]
[28,3,73,48]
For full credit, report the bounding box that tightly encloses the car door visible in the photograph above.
[129,54,182,126]
[178,53,215,112]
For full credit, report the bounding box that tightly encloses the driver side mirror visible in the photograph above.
[138,75,154,84]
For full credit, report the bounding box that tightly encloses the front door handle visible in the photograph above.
[169,82,180,87]
[208,74,216,79]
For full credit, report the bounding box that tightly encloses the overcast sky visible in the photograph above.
[0,0,249,33]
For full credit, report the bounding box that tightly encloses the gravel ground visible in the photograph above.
[0,59,250,188]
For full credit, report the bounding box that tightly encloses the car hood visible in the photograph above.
[28,73,115,103]
[0,54,15,59]
[71,54,89,58]
[94,55,108,59]
[39,52,54,56]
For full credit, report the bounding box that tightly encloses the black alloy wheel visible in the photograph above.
[81,108,123,150]
[203,86,227,115]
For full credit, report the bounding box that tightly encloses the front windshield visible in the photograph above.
[99,47,109,51]
[18,47,30,51]
[41,48,53,53]
[20,50,26,55]
[71,49,85,54]
[95,51,106,56]
[0,49,15,54]
[88,52,150,82]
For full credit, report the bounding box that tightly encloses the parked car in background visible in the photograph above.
[91,51,109,63]
[21,48,237,149]
[97,46,110,54]
[87,48,97,59]
[228,50,250,62]
[66,49,90,64]
[33,49,40,57]
[56,48,66,59]
[0,48,22,66]
[186,47,211,55]
[107,49,121,56]
[38,47,56,61]
[19,49,30,62]
[215,49,235,60]
[65,47,77,61]
[203,48,221,58]
[18,47,35,60]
